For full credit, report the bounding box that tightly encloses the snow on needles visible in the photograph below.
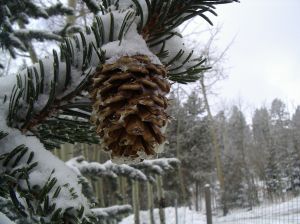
[0,78,91,218]
[66,156,147,181]
[101,9,161,65]
[0,212,15,224]
[102,29,161,65]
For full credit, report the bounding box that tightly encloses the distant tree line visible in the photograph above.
[161,90,300,213]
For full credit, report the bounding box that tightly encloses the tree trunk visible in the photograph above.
[195,181,199,211]
[147,181,155,224]
[97,178,106,207]
[156,175,166,224]
[120,177,128,204]
[205,185,213,224]
[58,143,73,161]
[67,0,77,25]
[175,198,178,224]
[175,85,187,204]
[199,77,228,215]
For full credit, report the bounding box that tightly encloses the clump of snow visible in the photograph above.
[0,212,15,224]
[102,31,161,65]
[101,10,160,65]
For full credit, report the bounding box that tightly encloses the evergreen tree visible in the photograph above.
[180,92,212,207]
[0,1,237,223]
[224,106,252,208]
[289,106,300,192]
[252,107,271,179]
[267,99,290,197]
[213,110,228,213]
[162,89,188,204]
[162,90,213,207]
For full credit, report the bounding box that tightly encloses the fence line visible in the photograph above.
[202,185,300,224]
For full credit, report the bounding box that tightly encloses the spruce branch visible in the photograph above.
[0,137,94,223]
[82,0,102,14]
[14,29,63,42]
[45,3,74,17]
[6,24,105,133]
[132,158,180,175]
[66,156,148,181]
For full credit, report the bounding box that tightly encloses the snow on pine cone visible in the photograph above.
[89,55,170,162]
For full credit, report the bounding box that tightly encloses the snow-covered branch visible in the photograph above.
[0,212,15,224]
[0,121,92,222]
[92,205,132,220]
[133,158,180,175]
[66,156,147,181]
[14,29,63,41]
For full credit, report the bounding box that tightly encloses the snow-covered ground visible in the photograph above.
[120,207,206,224]
[214,196,300,224]
[120,196,300,224]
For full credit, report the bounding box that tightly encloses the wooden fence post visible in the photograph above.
[157,175,166,224]
[132,180,140,224]
[147,181,155,224]
[205,184,213,224]
[175,198,178,224]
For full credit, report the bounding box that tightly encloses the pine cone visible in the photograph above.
[89,55,170,162]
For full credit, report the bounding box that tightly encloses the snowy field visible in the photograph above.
[120,196,300,224]
[214,196,300,224]
[120,207,206,224]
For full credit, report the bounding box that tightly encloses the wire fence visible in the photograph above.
[205,188,300,224]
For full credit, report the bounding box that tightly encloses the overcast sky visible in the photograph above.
[206,0,300,116]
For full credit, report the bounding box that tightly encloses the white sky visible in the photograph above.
[204,0,300,116]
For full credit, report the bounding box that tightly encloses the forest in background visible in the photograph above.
[162,89,300,213]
